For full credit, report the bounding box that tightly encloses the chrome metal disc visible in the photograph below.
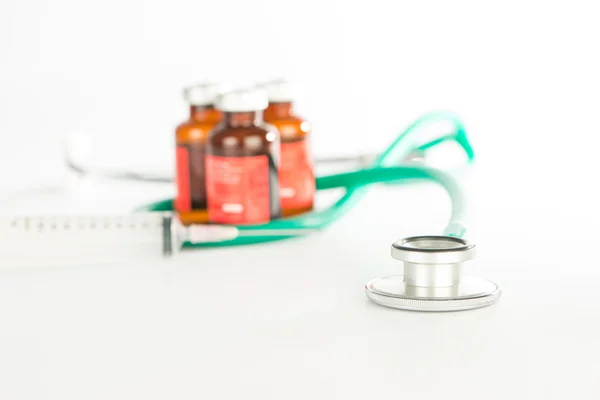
[365,275,501,312]
[365,235,501,312]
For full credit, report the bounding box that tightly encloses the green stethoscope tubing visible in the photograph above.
[139,111,475,248]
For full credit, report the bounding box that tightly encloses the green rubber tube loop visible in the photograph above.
[138,111,474,248]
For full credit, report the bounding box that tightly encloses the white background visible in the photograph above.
[1,0,599,399]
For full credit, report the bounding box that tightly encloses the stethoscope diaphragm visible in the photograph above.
[365,236,501,312]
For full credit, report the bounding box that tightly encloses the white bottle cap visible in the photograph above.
[216,87,268,112]
[260,78,294,103]
[183,83,223,106]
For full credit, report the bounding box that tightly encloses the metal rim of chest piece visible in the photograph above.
[365,235,501,312]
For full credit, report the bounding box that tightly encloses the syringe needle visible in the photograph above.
[183,224,318,244]
[236,228,320,236]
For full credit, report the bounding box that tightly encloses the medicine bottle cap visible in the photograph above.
[260,79,294,103]
[216,88,268,112]
[184,83,223,106]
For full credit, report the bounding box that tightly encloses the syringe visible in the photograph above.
[0,212,315,268]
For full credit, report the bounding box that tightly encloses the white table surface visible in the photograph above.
[0,164,598,400]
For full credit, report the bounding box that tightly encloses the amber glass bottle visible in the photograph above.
[205,88,281,224]
[262,79,315,217]
[175,83,223,225]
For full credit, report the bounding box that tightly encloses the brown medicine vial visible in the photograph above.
[174,83,223,225]
[262,79,315,217]
[205,88,281,224]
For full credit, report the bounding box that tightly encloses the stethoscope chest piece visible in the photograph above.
[365,236,501,312]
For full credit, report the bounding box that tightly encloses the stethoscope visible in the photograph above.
[4,112,502,312]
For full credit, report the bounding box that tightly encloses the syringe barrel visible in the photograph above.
[0,212,177,268]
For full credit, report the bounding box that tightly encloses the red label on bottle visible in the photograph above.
[175,145,191,211]
[279,140,316,209]
[205,155,271,224]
